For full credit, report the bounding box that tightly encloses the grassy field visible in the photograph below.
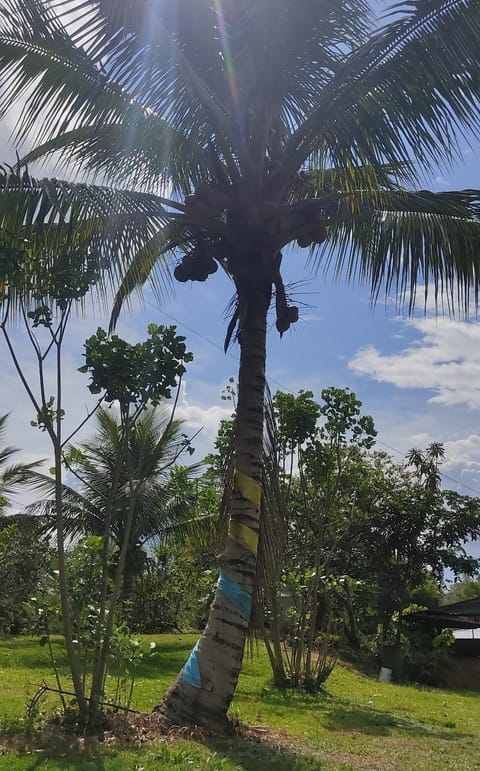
[1,634,479,770]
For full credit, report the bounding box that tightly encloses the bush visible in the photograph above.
[128,546,216,633]
[0,520,52,634]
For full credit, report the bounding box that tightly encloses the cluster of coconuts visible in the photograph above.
[173,246,218,283]
[296,222,327,248]
[185,182,290,233]
[276,304,299,335]
[274,256,299,336]
[184,182,230,218]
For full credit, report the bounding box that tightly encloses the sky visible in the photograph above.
[1,31,480,571]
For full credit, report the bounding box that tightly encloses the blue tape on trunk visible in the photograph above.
[180,639,201,689]
[217,572,252,621]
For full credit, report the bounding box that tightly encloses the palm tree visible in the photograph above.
[30,406,210,599]
[1,0,480,728]
[0,413,38,515]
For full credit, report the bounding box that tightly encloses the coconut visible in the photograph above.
[275,317,290,334]
[312,225,327,244]
[173,264,189,282]
[297,234,313,248]
[286,305,299,323]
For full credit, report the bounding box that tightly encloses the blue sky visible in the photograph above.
[1,73,480,573]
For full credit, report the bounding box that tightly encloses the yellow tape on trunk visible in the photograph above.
[228,520,259,556]
[234,469,262,510]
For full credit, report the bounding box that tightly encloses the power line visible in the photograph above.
[149,300,480,498]
[147,301,299,394]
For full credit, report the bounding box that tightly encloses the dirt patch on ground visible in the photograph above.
[1,710,395,770]
[0,710,210,754]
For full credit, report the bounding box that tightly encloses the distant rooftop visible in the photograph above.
[406,597,480,630]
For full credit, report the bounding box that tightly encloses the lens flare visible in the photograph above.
[212,0,240,114]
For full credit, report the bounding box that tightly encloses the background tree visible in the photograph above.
[129,540,218,634]
[0,518,52,634]
[0,413,39,514]
[1,0,480,728]
[444,576,480,604]
[31,406,207,605]
[340,448,480,645]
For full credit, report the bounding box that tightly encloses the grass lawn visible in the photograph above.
[1,634,479,770]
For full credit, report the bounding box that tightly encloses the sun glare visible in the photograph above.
[212,0,239,112]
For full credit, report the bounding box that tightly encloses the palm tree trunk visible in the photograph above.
[160,283,270,731]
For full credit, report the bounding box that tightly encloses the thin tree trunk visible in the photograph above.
[160,284,270,731]
[53,331,88,723]
[305,542,323,686]
[54,441,88,722]
[89,424,138,721]
[264,591,288,687]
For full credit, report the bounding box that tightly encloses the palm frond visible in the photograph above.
[27,473,105,539]
[0,0,375,185]
[0,0,232,188]
[0,0,140,146]
[313,188,480,312]
[0,170,180,310]
[30,405,201,548]
[0,413,42,511]
[273,0,480,191]
[109,223,195,331]
[67,0,242,179]
[155,513,215,549]
[289,162,413,203]
[21,121,209,195]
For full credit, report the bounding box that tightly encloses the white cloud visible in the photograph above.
[349,316,480,408]
[443,435,480,474]
[175,380,232,459]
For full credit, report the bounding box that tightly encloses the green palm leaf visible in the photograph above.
[29,406,212,551]
[273,0,480,191]
[315,189,480,310]
[0,413,41,513]
[0,170,181,309]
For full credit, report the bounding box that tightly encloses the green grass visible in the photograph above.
[1,635,480,770]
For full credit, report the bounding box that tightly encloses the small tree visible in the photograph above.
[262,387,376,690]
[1,232,193,726]
[0,239,109,721]
[76,323,194,722]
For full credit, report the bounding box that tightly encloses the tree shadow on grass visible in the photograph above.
[255,689,473,743]
[0,638,62,669]
[23,753,105,771]
[207,733,325,771]
[322,703,473,741]
[0,727,324,771]
[0,730,106,771]
[0,637,194,678]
